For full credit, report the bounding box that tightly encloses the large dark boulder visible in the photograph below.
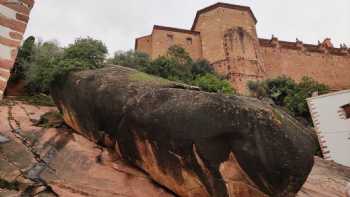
[51,65,316,197]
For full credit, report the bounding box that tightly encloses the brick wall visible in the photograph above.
[135,26,202,60]
[0,0,34,99]
[192,5,263,94]
[135,35,152,56]
[192,6,257,63]
[261,42,350,91]
[135,3,350,94]
[151,26,202,60]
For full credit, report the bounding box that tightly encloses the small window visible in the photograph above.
[186,37,192,45]
[167,34,174,41]
[341,104,350,119]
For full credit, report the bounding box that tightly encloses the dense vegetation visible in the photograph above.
[11,38,233,96]
[13,36,330,123]
[10,37,108,94]
[110,45,234,94]
[248,76,330,124]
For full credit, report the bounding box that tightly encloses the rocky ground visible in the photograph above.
[0,99,349,197]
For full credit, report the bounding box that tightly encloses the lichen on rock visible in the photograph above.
[51,65,317,197]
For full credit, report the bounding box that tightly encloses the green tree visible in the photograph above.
[144,56,190,82]
[142,45,194,82]
[108,46,235,94]
[25,41,63,94]
[284,77,329,119]
[109,50,150,69]
[191,59,214,77]
[25,37,108,94]
[10,36,36,82]
[63,37,108,69]
[266,76,297,105]
[248,76,330,124]
[166,45,192,65]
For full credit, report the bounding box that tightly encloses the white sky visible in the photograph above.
[24,0,350,54]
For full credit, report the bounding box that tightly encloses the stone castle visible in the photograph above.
[135,2,350,94]
[0,0,34,99]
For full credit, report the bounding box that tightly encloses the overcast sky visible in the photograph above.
[24,0,350,54]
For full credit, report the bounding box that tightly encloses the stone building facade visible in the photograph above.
[0,0,34,99]
[135,3,350,94]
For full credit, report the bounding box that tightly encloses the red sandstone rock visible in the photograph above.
[298,157,350,197]
[0,100,174,197]
[0,99,349,196]
[51,66,318,197]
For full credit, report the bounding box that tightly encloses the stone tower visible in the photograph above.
[136,2,350,94]
[191,3,265,93]
[0,0,34,99]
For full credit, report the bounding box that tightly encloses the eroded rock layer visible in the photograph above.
[0,100,174,197]
[51,65,316,197]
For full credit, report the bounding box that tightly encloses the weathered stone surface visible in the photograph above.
[0,134,9,144]
[0,99,349,196]
[0,100,174,197]
[51,65,317,197]
[298,157,350,197]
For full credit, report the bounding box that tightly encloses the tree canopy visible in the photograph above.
[110,45,235,94]
[15,37,108,94]
[248,76,330,124]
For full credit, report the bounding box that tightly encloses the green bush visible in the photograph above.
[248,76,330,124]
[191,59,214,77]
[146,45,193,82]
[109,46,234,94]
[145,56,193,82]
[109,50,150,70]
[25,41,63,94]
[193,74,234,94]
[24,37,108,94]
[10,36,36,82]
[284,77,329,118]
[63,37,108,69]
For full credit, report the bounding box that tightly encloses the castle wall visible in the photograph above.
[135,35,152,56]
[0,0,34,99]
[192,7,257,63]
[136,3,350,94]
[213,58,263,94]
[150,27,202,60]
[261,45,350,91]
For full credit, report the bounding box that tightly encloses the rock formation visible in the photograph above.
[0,97,349,196]
[0,100,174,196]
[51,65,317,197]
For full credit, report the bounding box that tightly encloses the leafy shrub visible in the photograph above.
[191,59,214,77]
[145,56,193,82]
[109,45,234,94]
[193,74,234,94]
[24,37,108,94]
[248,76,330,124]
[63,37,108,69]
[109,50,150,70]
[284,77,329,118]
[25,41,63,94]
[10,36,36,82]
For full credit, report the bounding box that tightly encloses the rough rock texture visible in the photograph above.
[0,100,174,197]
[51,65,317,197]
[0,99,349,196]
[298,157,350,197]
